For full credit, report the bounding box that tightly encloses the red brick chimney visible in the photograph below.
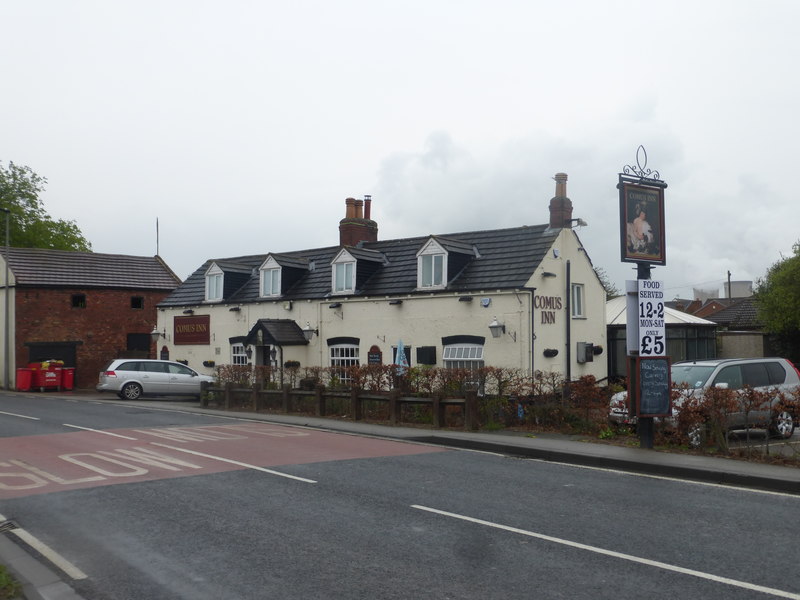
[339,196,378,246]
[548,172,574,229]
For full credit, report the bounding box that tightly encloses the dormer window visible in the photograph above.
[259,256,282,298]
[330,247,384,295]
[262,268,281,296]
[417,239,447,289]
[421,254,444,287]
[205,264,224,302]
[333,261,354,293]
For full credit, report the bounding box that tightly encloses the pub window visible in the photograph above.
[330,344,359,384]
[442,344,484,370]
[571,283,585,318]
[71,294,86,309]
[416,346,437,365]
[231,343,248,366]
[131,296,144,309]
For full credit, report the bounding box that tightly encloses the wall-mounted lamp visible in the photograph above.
[488,317,505,338]
[543,348,559,358]
[542,271,557,278]
[302,322,318,342]
[388,299,403,305]
[565,218,588,227]
[458,296,473,302]
[150,326,165,342]
[329,302,342,309]
[229,306,241,312]
[489,316,517,342]
[183,309,194,315]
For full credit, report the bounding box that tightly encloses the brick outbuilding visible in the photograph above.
[0,248,181,390]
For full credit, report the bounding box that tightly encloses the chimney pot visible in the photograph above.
[364,195,372,219]
[355,199,363,219]
[554,172,568,197]
[345,197,356,218]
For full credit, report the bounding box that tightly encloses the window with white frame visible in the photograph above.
[231,343,248,366]
[417,240,447,289]
[330,344,359,384]
[261,267,281,297]
[571,283,585,318]
[442,344,484,370]
[205,264,223,302]
[333,261,354,293]
[420,254,444,288]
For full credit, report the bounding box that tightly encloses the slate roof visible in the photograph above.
[707,297,762,329]
[244,319,309,347]
[3,247,182,290]
[160,224,562,307]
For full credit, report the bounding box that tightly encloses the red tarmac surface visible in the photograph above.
[0,422,446,499]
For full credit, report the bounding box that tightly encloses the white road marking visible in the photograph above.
[0,410,39,420]
[149,443,317,483]
[522,457,800,499]
[0,511,87,580]
[62,424,138,440]
[411,505,800,599]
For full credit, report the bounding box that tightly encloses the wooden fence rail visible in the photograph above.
[200,381,478,430]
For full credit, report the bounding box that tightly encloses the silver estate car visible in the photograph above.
[609,357,800,439]
[97,359,215,400]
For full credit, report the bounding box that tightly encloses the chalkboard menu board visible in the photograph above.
[637,357,671,417]
[367,345,382,365]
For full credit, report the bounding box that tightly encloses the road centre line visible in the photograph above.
[411,505,800,600]
[0,410,39,420]
[0,512,87,580]
[149,443,317,483]
[62,424,138,440]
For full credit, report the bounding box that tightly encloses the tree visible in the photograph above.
[0,160,91,251]
[755,241,800,361]
[594,266,621,300]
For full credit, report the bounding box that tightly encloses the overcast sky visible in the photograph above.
[3,1,798,300]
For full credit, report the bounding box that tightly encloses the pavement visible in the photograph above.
[3,391,800,599]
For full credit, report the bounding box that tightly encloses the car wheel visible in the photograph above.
[769,411,795,439]
[120,382,143,400]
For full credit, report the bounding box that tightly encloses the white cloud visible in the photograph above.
[1,0,798,296]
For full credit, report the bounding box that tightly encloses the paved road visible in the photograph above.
[2,393,799,600]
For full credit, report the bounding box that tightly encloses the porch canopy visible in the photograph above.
[243,319,309,347]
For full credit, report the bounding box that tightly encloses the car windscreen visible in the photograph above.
[671,364,715,389]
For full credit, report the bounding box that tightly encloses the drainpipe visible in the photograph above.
[564,260,571,399]
[525,287,537,374]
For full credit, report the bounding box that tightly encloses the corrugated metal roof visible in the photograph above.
[606,296,717,326]
[3,247,181,290]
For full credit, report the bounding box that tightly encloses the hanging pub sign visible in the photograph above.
[619,182,666,265]
[367,345,383,365]
[174,315,211,345]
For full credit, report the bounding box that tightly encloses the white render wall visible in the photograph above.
[159,229,607,382]
[0,256,15,387]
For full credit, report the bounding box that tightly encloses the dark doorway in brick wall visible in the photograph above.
[26,342,79,368]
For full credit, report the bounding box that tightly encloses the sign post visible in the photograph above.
[618,146,669,449]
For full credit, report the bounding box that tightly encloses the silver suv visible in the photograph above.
[96,359,215,400]
[609,357,800,439]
